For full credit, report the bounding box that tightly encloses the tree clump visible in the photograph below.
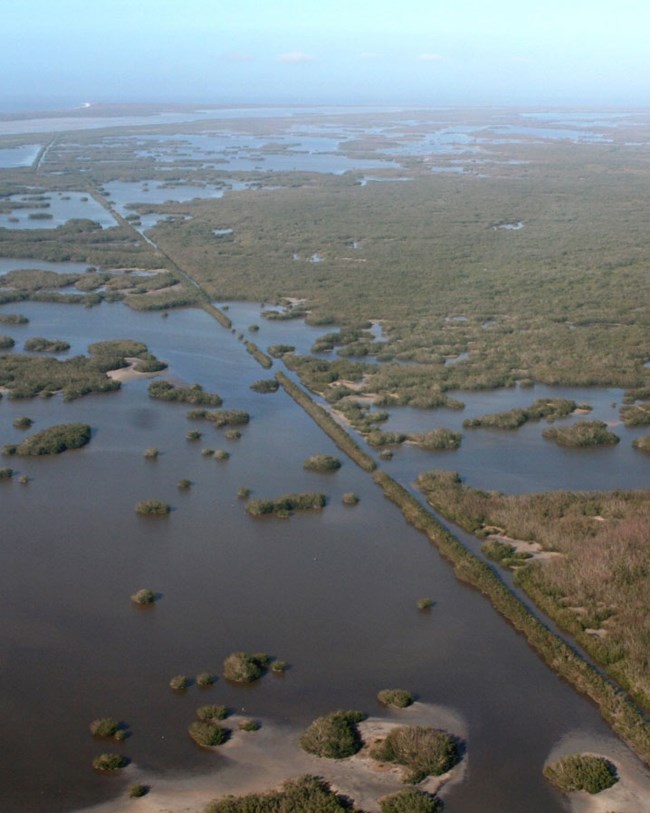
[542,420,619,447]
[304,454,342,472]
[543,753,618,794]
[369,725,458,783]
[223,652,270,684]
[377,689,415,708]
[299,710,367,759]
[4,423,90,456]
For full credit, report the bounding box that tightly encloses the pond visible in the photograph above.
[0,298,647,813]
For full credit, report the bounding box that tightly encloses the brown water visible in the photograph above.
[0,301,648,813]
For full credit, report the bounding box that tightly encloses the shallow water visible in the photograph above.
[0,192,117,230]
[1,299,647,813]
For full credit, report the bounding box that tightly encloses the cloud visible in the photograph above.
[278,51,315,64]
[418,53,444,62]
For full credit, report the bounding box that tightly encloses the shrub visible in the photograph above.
[379,788,441,813]
[542,420,619,447]
[271,660,288,673]
[92,753,127,772]
[128,784,149,798]
[201,448,214,456]
[169,675,190,691]
[223,652,268,684]
[12,416,33,430]
[225,429,241,440]
[177,479,192,490]
[377,689,415,708]
[204,775,350,812]
[8,423,91,455]
[411,428,462,450]
[246,492,327,517]
[250,378,279,393]
[131,588,156,605]
[238,719,261,732]
[0,335,15,349]
[188,409,250,427]
[237,487,251,499]
[0,313,28,324]
[303,454,342,472]
[89,718,120,738]
[186,430,202,441]
[342,492,360,505]
[213,449,230,460]
[188,720,230,747]
[417,598,434,610]
[267,344,296,358]
[18,474,28,484]
[196,705,229,722]
[543,753,618,794]
[135,499,170,515]
[196,672,216,687]
[0,467,14,479]
[632,435,650,452]
[148,380,222,406]
[24,337,71,353]
[299,709,367,759]
[369,725,458,783]
[143,447,159,459]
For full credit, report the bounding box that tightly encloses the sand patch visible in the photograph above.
[486,531,564,562]
[106,358,163,382]
[75,703,466,813]
[545,730,650,813]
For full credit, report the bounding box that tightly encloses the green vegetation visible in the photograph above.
[4,422,90,456]
[369,725,458,783]
[196,705,229,722]
[196,672,216,687]
[0,335,15,349]
[135,499,170,516]
[246,492,326,517]
[379,788,441,813]
[373,469,650,763]
[169,675,191,691]
[204,774,358,813]
[304,454,342,472]
[188,409,250,427]
[415,471,650,709]
[481,539,532,568]
[148,380,222,406]
[177,478,192,490]
[0,313,28,324]
[543,754,618,794]
[621,403,650,427]
[89,718,122,739]
[12,416,33,429]
[342,492,360,506]
[143,447,159,459]
[186,430,202,440]
[416,598,434,611]
[238,719,261,732]
[0,339,164,400]
[463,398,581,430]
[299,710,367,759]
[188,720,230,747]
[213,449,230,460]
[128,784,149,798]
[250,378,279,393]
[542,420,620,447]
[268,344,295,358]
[92,753,127,772]
[225,429,241,440]
[131,588,156,605]
[243,340,273,369]
[409,429,462,450]
[633,435,650,452]
[278,373,376,473]
[0,467,14,479]
[270,660,288,673]
[223,652,270,684]
[377,689,415,708]
[24,337,70,352]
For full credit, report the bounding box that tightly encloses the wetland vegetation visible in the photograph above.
[3,422,90,455]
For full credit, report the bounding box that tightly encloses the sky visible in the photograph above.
[2,0,650,110]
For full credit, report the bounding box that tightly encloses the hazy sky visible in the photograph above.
[3,0,650,110]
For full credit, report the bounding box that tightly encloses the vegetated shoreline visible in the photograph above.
[73,703,469,813]
[275,375,650,767]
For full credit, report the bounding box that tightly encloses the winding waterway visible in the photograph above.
[1,299,648,813]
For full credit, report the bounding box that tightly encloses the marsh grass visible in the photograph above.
[543,754,618,794]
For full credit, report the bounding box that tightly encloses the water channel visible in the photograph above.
[1,298,648,813]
